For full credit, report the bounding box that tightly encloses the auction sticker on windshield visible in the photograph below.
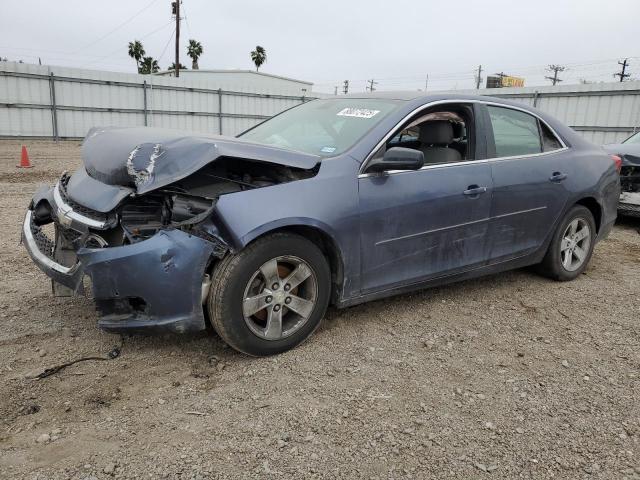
[336,108,380,119]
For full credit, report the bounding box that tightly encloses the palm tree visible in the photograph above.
[250,46,267,72]
[139,56,159,74]
[187,39,203,70]
[168,62,188,72]
[128,40,146,73]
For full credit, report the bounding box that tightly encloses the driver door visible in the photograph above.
[358,104,493,294]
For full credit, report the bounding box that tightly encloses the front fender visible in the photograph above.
[210,159,361,301]
[240,217,341,249]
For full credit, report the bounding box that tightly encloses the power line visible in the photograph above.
[71,0,161,54]
[181,1,193,37]
[312,55,640,88]
[157,28,176,64]
[83,20,174,68]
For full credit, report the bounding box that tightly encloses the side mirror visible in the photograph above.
[365,147,424,173]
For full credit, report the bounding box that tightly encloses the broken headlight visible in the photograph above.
[119,193,214,242]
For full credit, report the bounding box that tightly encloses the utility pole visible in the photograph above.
[425,74,429,91]
[475,65,483,89]
[366,79,378,92]
[614,58,630,82]
[334,86,338,95]
[172,0,181,77]
[545,64,565,86]
[342,80,349,94]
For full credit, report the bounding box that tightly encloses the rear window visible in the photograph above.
[540,122,563,151]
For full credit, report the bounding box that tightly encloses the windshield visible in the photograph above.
[239,98,402,157]
[623,131,640,144]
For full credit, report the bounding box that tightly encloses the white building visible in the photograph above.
[155,69,314,96]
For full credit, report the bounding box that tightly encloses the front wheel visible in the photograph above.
[208,232,331,356]
[538,205,596,281]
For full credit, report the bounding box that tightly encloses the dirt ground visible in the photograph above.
[0,139,639,480]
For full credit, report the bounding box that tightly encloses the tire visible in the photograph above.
[538,205,596,281]
[208,232,331,356]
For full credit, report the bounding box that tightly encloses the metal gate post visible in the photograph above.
[143,80,148,126]
[48,73,59,141]
[218,88,223,135]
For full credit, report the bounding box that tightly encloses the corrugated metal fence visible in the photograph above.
[0,62,311,139]
[2,62,640,145]
[447,82,640,144]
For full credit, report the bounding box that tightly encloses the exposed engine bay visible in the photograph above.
[616,152,640,217]
[32,156,317,250]
[620,164,639,194]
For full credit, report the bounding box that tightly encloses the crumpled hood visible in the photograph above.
[82,126,321,195]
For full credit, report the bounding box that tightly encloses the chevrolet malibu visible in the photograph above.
[22,93,620,356]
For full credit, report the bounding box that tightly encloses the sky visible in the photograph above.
[1,0,638,93]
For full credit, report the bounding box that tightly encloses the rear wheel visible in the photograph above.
[538,205,596,281]
[208,232,331,356]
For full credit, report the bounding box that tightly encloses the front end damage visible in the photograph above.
[23,173,229,333]
[619,157,640,217]
[605,143,640,217]
[22,127,319,333]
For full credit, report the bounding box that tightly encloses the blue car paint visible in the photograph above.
[358,161,493,293]
[78,229,216,332]
[215,95,618,304]
[22,93,620,332]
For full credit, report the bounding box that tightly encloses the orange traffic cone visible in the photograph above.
[17,145,33,168]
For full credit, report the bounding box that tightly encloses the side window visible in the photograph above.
[381,108,473,163]
[488,106,542,158]
[540,121,563,152]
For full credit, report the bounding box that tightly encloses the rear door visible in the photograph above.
[483,104,571,262]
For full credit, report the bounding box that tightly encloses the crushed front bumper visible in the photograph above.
[79,229,217,333]
[618,192,640,217]
[22,180,225,333]
[22,209,85,290]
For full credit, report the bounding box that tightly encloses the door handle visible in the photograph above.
[463,185,488,196]
[549,172,568,182]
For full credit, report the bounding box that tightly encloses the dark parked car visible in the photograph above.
[23,93,620,356]
[604,131,640,216]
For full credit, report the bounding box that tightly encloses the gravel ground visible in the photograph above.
[0,140,639,480]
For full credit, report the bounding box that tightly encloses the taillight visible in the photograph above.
[611,154,622,173]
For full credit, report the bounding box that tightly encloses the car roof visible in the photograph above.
[337,91,558,120]
[340,91,513,104]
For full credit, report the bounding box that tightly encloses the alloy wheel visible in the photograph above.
[242,255,318,341]
[560,218,591,272]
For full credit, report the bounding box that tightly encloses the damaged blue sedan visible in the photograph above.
[22,93,620,356]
